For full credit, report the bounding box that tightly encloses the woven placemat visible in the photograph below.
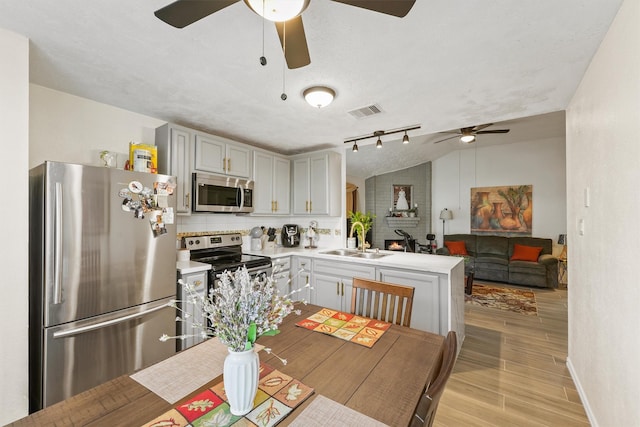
[130,337,263,404]
[289,395,389,427]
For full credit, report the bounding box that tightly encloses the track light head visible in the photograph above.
[352,142,358,152]
[376,138,382,148]
[402,132,409,144]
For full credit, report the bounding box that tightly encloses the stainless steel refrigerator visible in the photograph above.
[29,161,178,411]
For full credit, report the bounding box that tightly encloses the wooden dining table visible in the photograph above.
[11,304,445,427]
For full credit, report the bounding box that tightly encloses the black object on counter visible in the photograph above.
[281,224,300,247]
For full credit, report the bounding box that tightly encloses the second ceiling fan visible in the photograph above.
[154,0,416,69]
[433,124,510,144]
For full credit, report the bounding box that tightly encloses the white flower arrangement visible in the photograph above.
[161,264,309,355]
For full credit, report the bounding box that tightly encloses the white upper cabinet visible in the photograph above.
[155,124,192,215]
[253,151,290,215]
[194,134,251,178]
[292,152,341,216]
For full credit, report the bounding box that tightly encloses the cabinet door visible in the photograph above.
[292,158,310,214]
[252,152,275,214]
[309,155,329,215]
[170,128,192,214]
[292,257,313,303]
[179,271,208,350]
[313,274,342,311]
[377,268,441,334]
[226,144,251,178]
[194,135,225,174]
[273,157,290,214]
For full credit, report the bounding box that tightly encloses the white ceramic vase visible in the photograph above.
[223,348,259,416]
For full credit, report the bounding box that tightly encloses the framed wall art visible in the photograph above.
[470,185,533,236]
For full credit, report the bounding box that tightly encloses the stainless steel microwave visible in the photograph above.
[192,173,254,213]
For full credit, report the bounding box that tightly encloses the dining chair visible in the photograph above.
[410,331,458,427]
[350,277,415,327]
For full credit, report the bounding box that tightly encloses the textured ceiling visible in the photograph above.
[0,0,622,177]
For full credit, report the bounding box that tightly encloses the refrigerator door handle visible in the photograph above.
[53,182,63,305]
[52,302,170,339]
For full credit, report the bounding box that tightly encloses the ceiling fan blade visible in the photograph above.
[471,123,494,132]
[330,0,416,17]
[433,135,460,144]
[275,16,311,69]
[476,129,510,134]
[154,0,239,28]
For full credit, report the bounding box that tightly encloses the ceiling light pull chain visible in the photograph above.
[281,21,287,101]
[259,0,267,66]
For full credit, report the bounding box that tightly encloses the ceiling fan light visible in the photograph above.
[245,0,310,22]
[402,132,409,144]
[460,134,475,143]
[303,86,335,108]
[376,138,383,148]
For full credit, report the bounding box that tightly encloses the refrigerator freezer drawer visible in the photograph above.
[35,298,176,410]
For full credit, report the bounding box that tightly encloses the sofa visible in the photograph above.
[437,234,558,288]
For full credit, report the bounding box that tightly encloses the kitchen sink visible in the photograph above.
[350,252,388,259]
[319,249,389,259]
[320,249,360,256]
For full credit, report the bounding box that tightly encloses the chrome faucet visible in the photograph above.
[349,221,366,252]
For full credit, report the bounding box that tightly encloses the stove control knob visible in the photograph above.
[195,239,200,245]
[188,240,194,246]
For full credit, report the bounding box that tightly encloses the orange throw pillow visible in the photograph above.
[445,241,468,256]
[510,244,543,262]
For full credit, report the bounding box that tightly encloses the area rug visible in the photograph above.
[466,283,538,315]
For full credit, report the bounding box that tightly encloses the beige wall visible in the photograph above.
[0,28,29,424]
[566,0,640,425]
[29,84,165,169]
[432,136,567,246]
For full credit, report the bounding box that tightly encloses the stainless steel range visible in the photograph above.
[185,233,272,279]
[177,233,272,350]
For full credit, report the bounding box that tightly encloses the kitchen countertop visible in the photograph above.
[246,246,463,275]
[176,260,212,274]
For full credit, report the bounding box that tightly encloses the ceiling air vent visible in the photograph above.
[348,104,383,119]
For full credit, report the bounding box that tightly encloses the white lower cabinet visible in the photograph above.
[312,260,375,312]
[272,257,293,298]
[377,268,443,335]
[177,270,208,351]
[292,257,313,303]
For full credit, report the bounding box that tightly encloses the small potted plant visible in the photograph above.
[348,210,375,249]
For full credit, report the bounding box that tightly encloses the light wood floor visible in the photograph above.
[434,282,590,426]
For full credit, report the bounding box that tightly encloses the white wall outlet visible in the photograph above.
[584,187,590,207]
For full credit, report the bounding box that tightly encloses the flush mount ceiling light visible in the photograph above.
[244,0,310,22]
[344,125,421,152]
[303,86,335,108]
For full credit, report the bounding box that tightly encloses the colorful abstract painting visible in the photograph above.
[470,185,533,236]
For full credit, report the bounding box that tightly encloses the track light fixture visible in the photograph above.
[403,131,410,144]
[352,142,358,152]
[344,125,421,152]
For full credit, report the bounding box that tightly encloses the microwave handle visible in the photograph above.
[237,186,244,209]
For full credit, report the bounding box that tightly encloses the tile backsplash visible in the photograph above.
[177,213,344,249]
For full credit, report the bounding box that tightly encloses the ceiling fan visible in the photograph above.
[432,124,510,144]
[154,0,416,69]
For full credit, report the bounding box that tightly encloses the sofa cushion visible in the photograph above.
[444,241,468,256]
[510,244,543,262]
[444,234,477,257]
[509,260,546,275]
[476,236,509,259]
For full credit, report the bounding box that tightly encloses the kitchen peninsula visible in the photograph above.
[248,247,465,350]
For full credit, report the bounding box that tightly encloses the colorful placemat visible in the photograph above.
[295,308,391,348]
[141,362,314,427]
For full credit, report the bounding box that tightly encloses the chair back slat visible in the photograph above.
[350,278,415,327]
[410,331,458,427]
